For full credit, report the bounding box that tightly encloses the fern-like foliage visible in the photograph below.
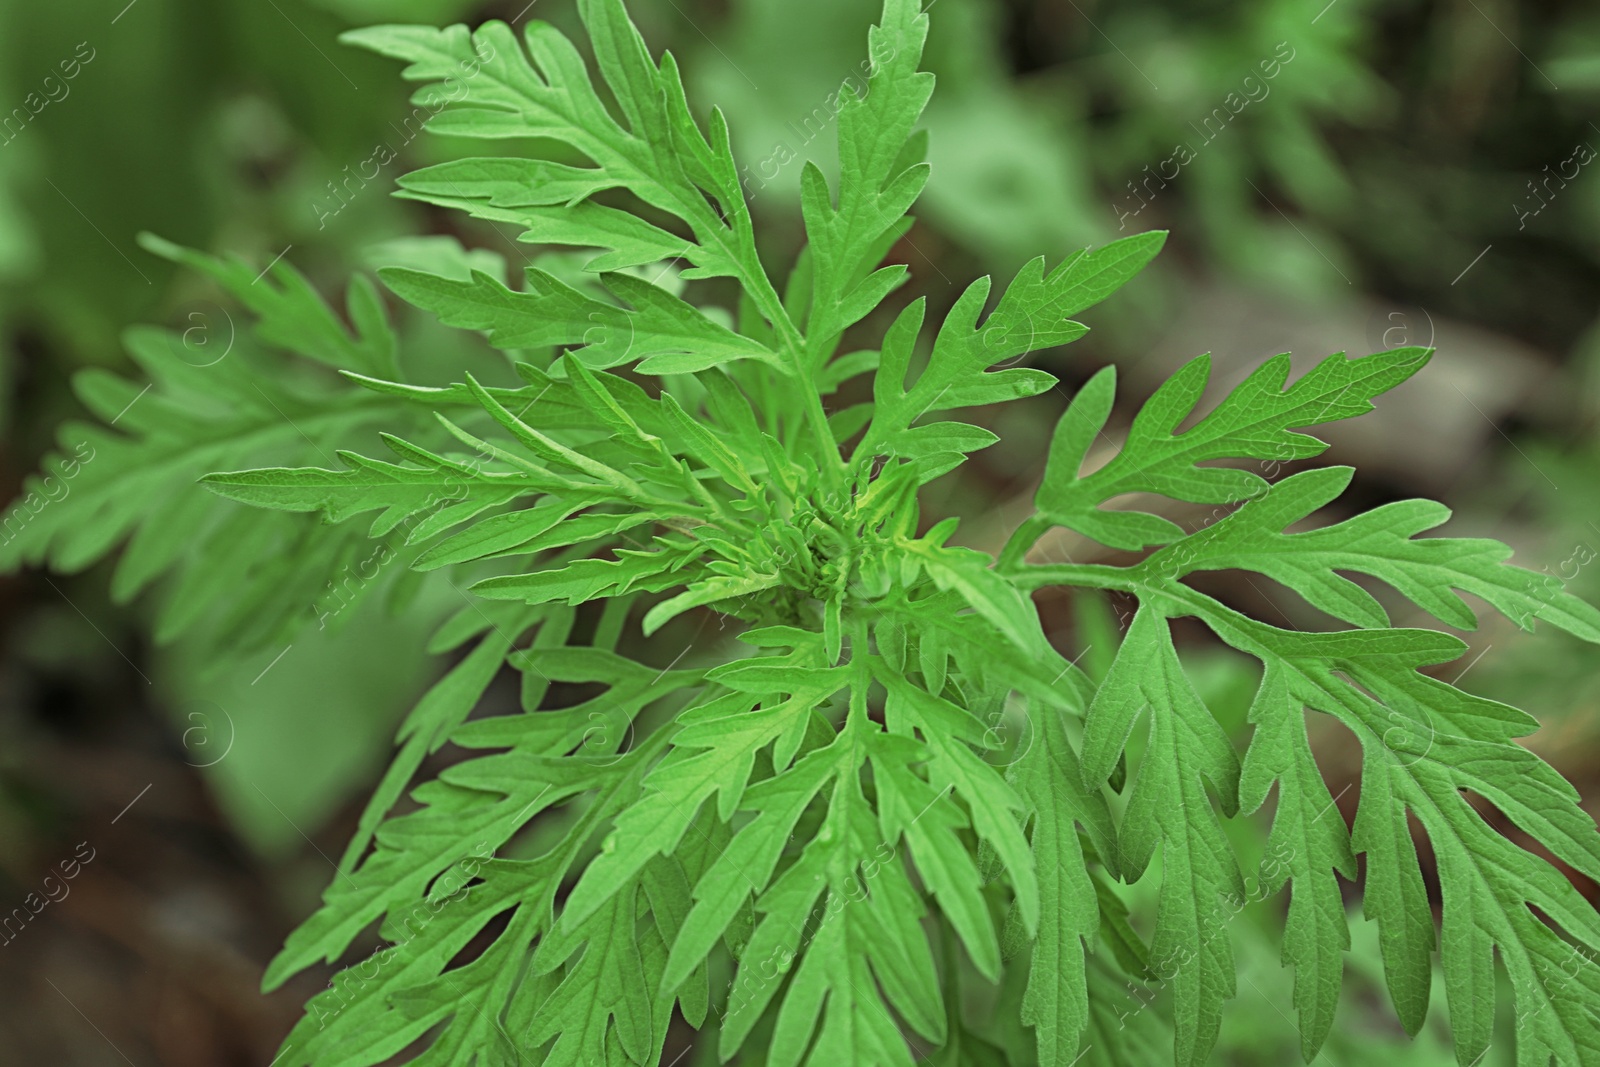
[8,1,1600,1065]
[0,235,428,650]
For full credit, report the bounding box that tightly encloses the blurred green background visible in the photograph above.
[0,0,1596,1062]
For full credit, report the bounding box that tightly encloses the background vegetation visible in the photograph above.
[1,0,1596,1061]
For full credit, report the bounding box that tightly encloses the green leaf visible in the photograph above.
[1027,346,1432,552]
[202,449,537,541]
[1080,605,1244,1067]
[1011,701,1119,1064]
[139,234,398,377]
[877,666,1040,936]
[662,736,846,997]
[397,156,624,208]
[528,887,657,1065]
[906,540,1053,661]
[1236,663,1356,1059]
[339,610,541,872]
[642,570,783,635]
[344,17,763,288]
[471,537,706,606]
[413,504,659,572]
[870,732,1002,981]
[861,232,1165,462]
[721,718,943,1065]
[1143,464,1600,639]
[0,324,410,652]
[1151,583,1600,1065]
[381,266,783,373]
[800,0,933,361]
[563,661,850,929]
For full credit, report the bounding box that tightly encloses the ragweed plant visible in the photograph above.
[6,1,1600,1064]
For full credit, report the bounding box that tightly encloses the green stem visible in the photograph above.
[997,515,1050,570]
[848,618,874,729]
[1004,562,1141,594]
[670,185,845,492]
[745,277,846,491]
